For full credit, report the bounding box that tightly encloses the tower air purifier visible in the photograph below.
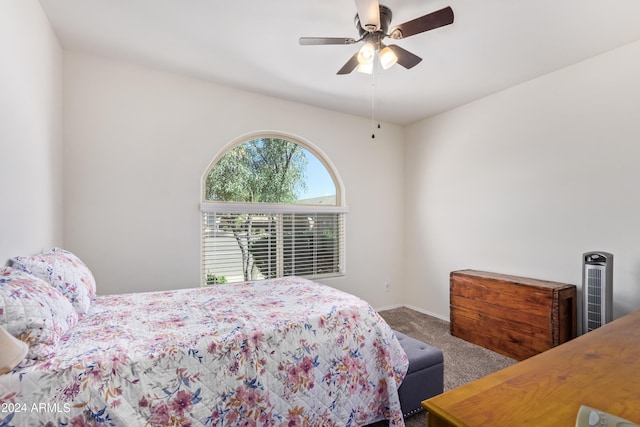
[582,252,613,333]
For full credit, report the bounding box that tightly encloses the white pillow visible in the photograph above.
[12,247,96,317]
[0,266,79,359]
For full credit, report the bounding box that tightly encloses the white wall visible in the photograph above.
[405,40,640,322]
[63,52,406,308]
[0,1,63,263]
[12,2,639,321]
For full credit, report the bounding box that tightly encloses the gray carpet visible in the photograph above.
[369,307,516,427]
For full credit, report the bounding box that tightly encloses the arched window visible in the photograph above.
[200,133,347,285]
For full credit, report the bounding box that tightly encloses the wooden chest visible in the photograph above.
[450,270,577,360]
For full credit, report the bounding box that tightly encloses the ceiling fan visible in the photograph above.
[299,0,454,75]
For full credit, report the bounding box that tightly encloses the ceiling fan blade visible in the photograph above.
[387,45,422,69]
[299,37,357,46]
[354,0,380,32]
[389,6,454,40]
[337,53,360,75]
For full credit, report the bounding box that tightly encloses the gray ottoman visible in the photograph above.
[394,330,444,417]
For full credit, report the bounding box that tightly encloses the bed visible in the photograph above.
[0,248,409,426]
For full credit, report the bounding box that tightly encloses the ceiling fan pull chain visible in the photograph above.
[371,63,383,139]
[376,64,381,131]
[371,63,376,139]
[371,59,382,139]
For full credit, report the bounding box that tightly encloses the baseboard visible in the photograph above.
[375,303,404,312]
[376,304,450,323]
[401,304,450,323]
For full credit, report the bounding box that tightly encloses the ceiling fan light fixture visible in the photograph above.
[357,61,374,74]
[379,46,398,69]
[357,42,376,65]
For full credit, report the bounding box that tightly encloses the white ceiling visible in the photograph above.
[39,0,640,125]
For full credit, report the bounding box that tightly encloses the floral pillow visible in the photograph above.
[0,266,79,359]
[11,248,97,317]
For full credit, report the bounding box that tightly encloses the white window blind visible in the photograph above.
[201,203,346,285]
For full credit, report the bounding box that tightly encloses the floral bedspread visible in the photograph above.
[0,277,408,426]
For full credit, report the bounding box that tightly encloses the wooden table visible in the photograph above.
[422,310,640,427]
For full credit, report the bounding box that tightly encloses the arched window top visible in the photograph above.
[200,132,346,285]
[203,134,343,207]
